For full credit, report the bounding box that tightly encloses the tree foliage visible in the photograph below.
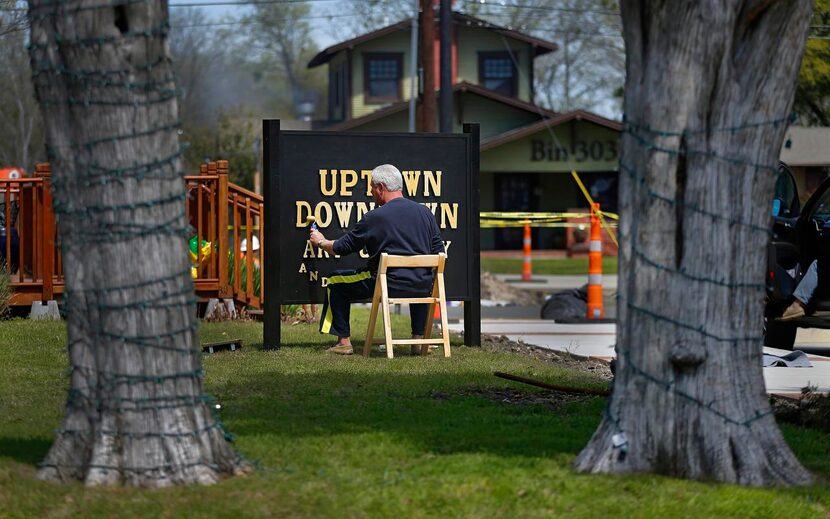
[243,1,326,118]
[794,0,830,125]
[0,3,44,172]
[182,111,258,190]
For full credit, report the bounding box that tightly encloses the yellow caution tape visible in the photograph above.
[570,170,619,247]
[480,219,618,229]
[480,210,619,221]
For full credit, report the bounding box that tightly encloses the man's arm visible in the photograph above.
[309,216,370,256]
[309,229,337,255]
[430,216,444,254]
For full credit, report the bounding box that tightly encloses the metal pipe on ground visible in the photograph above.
[494,371,610,397]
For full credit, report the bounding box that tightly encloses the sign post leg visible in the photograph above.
[263,119,281,350]
[463,123,481,347]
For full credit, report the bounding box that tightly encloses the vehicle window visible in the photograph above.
[773,169,798,218]
[810,188,830,222]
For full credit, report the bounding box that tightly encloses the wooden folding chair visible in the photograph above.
[363,253,450,358]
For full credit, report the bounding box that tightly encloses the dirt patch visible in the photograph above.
[479,333,613,381]
[431,387,593,410]
[480,271,547,306]
[431,333,612,410]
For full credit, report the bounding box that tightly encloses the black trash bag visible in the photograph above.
[540,285,588,321]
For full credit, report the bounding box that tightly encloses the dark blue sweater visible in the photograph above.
[333,197,444,293]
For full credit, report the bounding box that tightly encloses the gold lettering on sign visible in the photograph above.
[321,277,329,287]
[334,201,354,228]
[296,201,312,227]
[340,169,358,196]
[440,203,458,229]
[361,170,373,195]
[317,247,331,259]
[298,262,307,273]
[356,202,375,221]
[319,170,336,196]
[309,271,319,282]
[402,170,421,196]
[421,202,438,215]
[443,241,452,255]
[423,170,441,196]
[316,202,332,227]
[303,240,315,258]
[298,201,336,228]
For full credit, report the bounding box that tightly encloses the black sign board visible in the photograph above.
[263,121,481,349]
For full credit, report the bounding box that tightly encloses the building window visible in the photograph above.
[479,52,517,97]
[328,61,348,121]
[364,53,402,103]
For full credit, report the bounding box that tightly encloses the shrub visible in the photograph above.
[226,250,261,297]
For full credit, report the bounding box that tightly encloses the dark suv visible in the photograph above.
[765,162,830,349]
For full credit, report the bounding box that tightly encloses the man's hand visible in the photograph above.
[309,228,326,247]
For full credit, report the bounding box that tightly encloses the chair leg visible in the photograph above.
[380,274,394,359]
[437,272,451,358]
[364,281,382,357]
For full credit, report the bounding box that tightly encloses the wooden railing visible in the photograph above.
[187,160,264,309]
[7,160,265,310]
[2,164,60,307]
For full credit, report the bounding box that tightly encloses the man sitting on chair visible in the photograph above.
[309,164,444,355]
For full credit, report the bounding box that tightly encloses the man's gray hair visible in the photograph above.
[370,164,403,192]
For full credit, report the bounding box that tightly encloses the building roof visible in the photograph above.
[323,81,557,131]
[307,12,558,69]
[780,126,830,167]
[480,110,622,151]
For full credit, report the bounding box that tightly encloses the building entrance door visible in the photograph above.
[495,173,539,250]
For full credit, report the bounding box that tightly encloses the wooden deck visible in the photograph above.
[3,160,265,310]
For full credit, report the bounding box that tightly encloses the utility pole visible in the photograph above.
[439,0,452,133]
[408,0,419,132]
[418,0,436,132]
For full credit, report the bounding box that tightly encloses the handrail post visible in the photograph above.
[36,163,54,302]
[217,160,230,297]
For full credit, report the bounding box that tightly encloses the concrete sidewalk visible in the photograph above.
[448,319,830,397]
[494,274,618,291]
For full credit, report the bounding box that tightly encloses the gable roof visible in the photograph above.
[481,110,622,151]
[323,81,556,131]
[308,12,558,69]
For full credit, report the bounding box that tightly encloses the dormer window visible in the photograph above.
[479,51,517,97]
[364,53,403,104]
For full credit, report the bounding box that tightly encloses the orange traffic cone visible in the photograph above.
[587,203,605,319]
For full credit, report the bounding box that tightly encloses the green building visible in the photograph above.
[308,12,621,250]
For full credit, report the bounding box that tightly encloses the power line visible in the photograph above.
[170,0,342,7]
[463,0,620,16]
[171,13,363,27]
[458,12,623,38]
[0,0,343,11]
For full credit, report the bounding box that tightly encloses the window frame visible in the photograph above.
[363,52,404,104]
[478,51,518,97]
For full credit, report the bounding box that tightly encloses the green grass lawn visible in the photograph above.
[1,315,830,517]
[481,257,618,275]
